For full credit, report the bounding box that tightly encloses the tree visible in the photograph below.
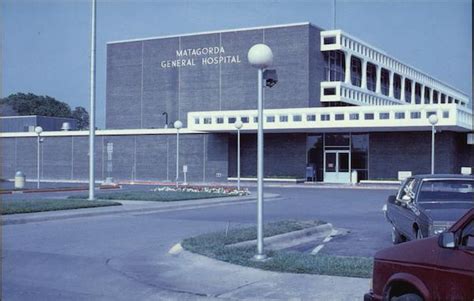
[1,93,72,117]
[1,93,89,129]
[72,106,89,129]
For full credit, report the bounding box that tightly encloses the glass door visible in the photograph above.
[324,150,351,183]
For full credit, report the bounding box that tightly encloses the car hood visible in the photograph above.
[419,203,473,223]
[375,236,440,265]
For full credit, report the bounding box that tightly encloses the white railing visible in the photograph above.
[321,81,404,106]
[320,30,470,106]
[188,104,472,132]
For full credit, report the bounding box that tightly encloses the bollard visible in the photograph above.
[14,171,26,189]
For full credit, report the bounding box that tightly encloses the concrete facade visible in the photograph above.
[106,23,324,129]
[0,116,77,132]
[1,23,472,183]
[0,134,227,183]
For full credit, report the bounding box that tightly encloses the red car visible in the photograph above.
[365,208,474,301]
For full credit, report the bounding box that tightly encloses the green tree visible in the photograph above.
[1,93,72,117]
[72,106,89,129]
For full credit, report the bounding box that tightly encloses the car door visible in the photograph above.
[434,219,474,300]
[391,178,418,239]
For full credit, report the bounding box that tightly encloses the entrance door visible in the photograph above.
[324,150,351,183]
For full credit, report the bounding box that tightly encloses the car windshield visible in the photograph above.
[418,179,474,203]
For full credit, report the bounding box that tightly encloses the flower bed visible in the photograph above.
[152,185,250,196]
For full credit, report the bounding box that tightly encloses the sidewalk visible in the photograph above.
[2,193,280,225]
[110,245,370,300]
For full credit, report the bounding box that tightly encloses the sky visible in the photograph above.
[2,0,472,129]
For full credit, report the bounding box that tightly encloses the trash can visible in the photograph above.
[351,170,358,184]
[14,171,26,189]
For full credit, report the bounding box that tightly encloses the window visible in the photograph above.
[228,117,236,123]
[335,114,344,120]
[426,111,436,118]
[398,178,417,200]
[414,83,422,104]
[364,113,374,120]
[194,118,200,124]
[393,73,402,99]
[306,114,316,121]
[441,94,446,104]
[324,88,336,95]
[443,111,449,118]
[321,114,330,121]
[325,51,345,81]
[241,117,249,123]
[379,112,390,120]
[433,90,439,104]
[395,112,405,119]
[410,112,421,119]
[253,116,258,123]
[293,115,302,122]
[405,79,412,103]
[279,115,288,122]
[216,117,224,124]
[266,116,275,123]
[424,87,430,104]
[203,117,212,124]
[349,113,359,120]
[351,56,362,87]
[380,69,390,96]
[366,63,377,92]
[460,221,474,249]
[324,36,337,45]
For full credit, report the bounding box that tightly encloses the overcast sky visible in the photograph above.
[3,0,472,128]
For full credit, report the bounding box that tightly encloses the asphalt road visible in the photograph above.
[3,185,396,300]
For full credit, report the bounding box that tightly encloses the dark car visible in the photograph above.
[384,174,474,244]
[365,208,474,301]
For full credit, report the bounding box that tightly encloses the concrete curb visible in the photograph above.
[0,185,121,195]
[228,223,333,250]
[2,193,280,225]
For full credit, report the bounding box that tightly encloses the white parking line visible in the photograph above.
[311,229,339,255]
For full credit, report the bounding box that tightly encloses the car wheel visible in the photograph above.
[415,228,423,240]
[391,293,423,301]
[391,227,403,244]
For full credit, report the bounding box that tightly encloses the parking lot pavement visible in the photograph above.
[3,185,393,300]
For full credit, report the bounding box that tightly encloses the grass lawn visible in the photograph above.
[1,199,121,215]
[182,220,373,278]
[71,191,229,202]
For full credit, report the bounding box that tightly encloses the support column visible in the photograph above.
[361,59,367,89]
[388,70,394,98]
[344,51,351,84]
[400,76,405,102]
[429,88,434,104]
[375,65,381,94]
[411,80,416,104]
[421,84,425,104]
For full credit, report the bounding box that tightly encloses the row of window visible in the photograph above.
[324,51,467,107]
[194,111,450,125]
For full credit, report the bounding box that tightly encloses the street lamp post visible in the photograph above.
[34,126,43,189]
[88,0,97,201]
[429,114,439,175]
[174,120,183,188]
[248,43,273,261]
[162,112,169,128]
[234,121,243,190]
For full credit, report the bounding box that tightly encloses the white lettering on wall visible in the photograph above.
[160,46,241,69]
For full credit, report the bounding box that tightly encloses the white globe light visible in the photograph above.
[247,44,273,69]
[34,126,43,134]
[234,120,243,129]
[428,114,439,125]
[174,120,183,129]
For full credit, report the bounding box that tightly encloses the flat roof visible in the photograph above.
[107,22,313,44]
